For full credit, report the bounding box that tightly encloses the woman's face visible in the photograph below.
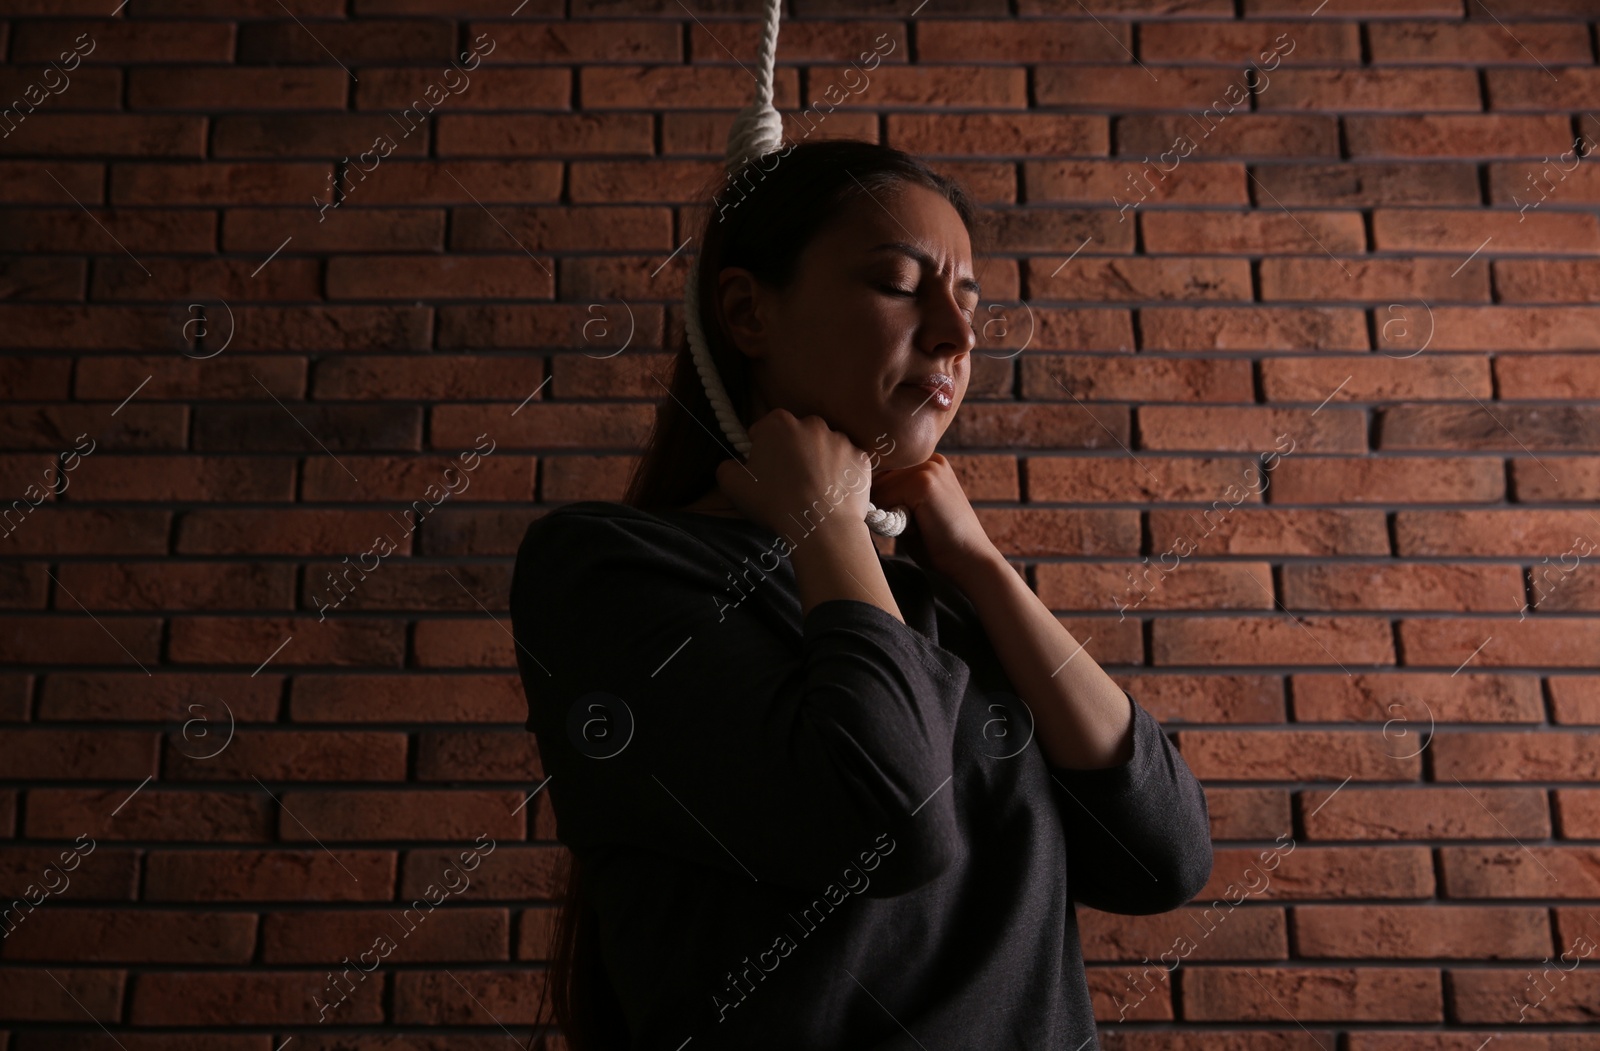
[717,180,978,471]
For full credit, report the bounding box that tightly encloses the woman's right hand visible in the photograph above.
[714,408,876,539]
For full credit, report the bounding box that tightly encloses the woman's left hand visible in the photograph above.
[870,453,1000,584]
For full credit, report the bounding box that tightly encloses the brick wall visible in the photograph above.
[2,0,1599,1046]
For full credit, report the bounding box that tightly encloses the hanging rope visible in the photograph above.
[684,0,909,538]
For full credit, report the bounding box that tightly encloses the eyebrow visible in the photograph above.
[868,241,982,299]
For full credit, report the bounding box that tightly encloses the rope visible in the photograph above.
[685,0,909,538]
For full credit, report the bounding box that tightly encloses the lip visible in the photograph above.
[899,372,956,412]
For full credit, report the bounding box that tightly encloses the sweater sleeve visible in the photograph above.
[509,507,973,898]
[1046,689,1214,915]
[923,569,1213,915]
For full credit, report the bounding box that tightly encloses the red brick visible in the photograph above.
[168,615,406,666]
[260,907,508,963]
[1142,20,1360,63]
[0,968,124,1022]
[276,789,523,841]
[0,909,257,962]
[212,114,431,159]
[1451,968,1600,1024]
[393,968,546,1025]
[1259,257,1490,302]
[1395,509,1600,556]
[1185,966,1441,1022]
[0,257,83,299]
[465,19,679,62]
[1375,208,1600,253]
[888,112,1108,156]
[1263,353,1492,401]
[222,207,444,252]
[984,207,1136,253]
[0,207,214,254]
[1026,159,1247,205]
[27,787,270,840]
[1120,114,1340,159]
[1347,115,1574,158]
[74,356,305,403]
[289,672,524,722]
[0,114,205,156]
[1399,616,1600,667]
[1248,161,1482,206]
[1139,306,1368,350]
[129,67,347,110]
[226,306,432,350]
[1245,0,1461,11]
[312,357,547,402]
[133,970,385,1025]
[354,66,567,111]
[432,402,654,449]
[237,19,453,64]
[1269,456,1504,503]
[55,561,293,610]
[10,20,235,63]
[665,109,878,155]
[1028,454,1266,504]
[1031,257,1251,301]
[1149,508,1390,555]
[1488,68,1600,111]
[1140,406,1367,452]
[1259,69,1482,111]
[1283,562,1521,613]
[1497,260,1600,303]
[1433,730,1600,781]
[1155,616,1396,666]
[1552,676,1600,724]
[0,161,101,203]
[0,729,155,779]
[0,67,120,109]
[1383,403,1600,449]
[1142,210,1366,253]
[1511,455,1600,502]
[1038,560,1273,615]
[110,161,328,204]
[1037,66,1261,111]
[437,112,653,157]
[1442,845,1600,897]
[145,849,396,901]
[1497,354,1600,399]
[1295,904,1549,958]
[1292,671,1544,723]
[920,19,1129,62]
[1372,21,1592,65]
[1025,353,1252,402]
[326,254,555,299]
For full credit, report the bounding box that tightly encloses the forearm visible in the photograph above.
[947,548,1134,770]
[790,517,905,624]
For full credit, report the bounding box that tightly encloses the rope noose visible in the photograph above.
[685,0,909,538]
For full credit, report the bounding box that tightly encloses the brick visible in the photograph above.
[312,357,547,402]
[145,849,395,901]
[237,19,454,64]
[1268,456,1504,503]
[1443,846,1600,898]
[393,969,546,1025]
[224,207,444,252]
[1201,787,1291,839]
[0,257,83,299]
[276,789,523,841]
[225,306,432,351]
[1037,560,1273,615]
[437,113,655,156]
[1374,209,1600,253]
[1556,789,1600,836]
[1262,354,1492,401]
[92,257,319,302]
[665,109,878,155]
[0,729,155,779]
[0,616,162,664]
[1259,257,1491,302]
[26,787,271,840]
[1497,354,1600,398]
[326,255,556,299]
[1139,406,1367,452]
[192,404,421,451]
[133,970,385,1025]
[110,161,329,205]
[0,114,205,157]
[0,161,101,203]
[162,729,407,782]
[1488,68,1600,111]
[1371,21,1592,64]
[1037,66,1262,111]
[0,67,120,110]
[541,455,640,501]
[1393,306,1600,350]
[0,207,214,254]
[1182,729,1416,781]
[1346,115,1573,158]
[354,66,567,111]
[1025,159,1247,205]
[1283,562,1523,613]
[1245,0,1462,11]
[1258,69,1482,111]
[432,403,654,450]
[1026,353,1253,402]
[1399,616,1600,667]
[1396,510,1600,556]
[0,968,123,1022]
[888,112,1108,156]
[129,67,347,110]
[1140,21,1361,64]
[212,114,431,159]
[1303,785,1550,840]
[1248,161,1482,206]
[465,19,679,62]
[1154,616,1396,666]
[818,63,1031,109]
[1295,905,1549,958]
[1150,507,1391,556]
[1451,968,1600,1024]
[260,907,508,963]
[1184,966,1441,1022]
[1032,257,1252,301]
[920,19,1130,62]
[347,160,563,205]
[1292,671,1545,723]
[289,673,524,722]
[173,510,418,555]
[1497,260,1600,303]
[1511,455,1600,501]
[1382,404,1600,450]
[10,21,235,63]
[1141,211,1366,254]
[167,615,406,666]
[55,562,293,610]
[417,729,540,780]
[0,510,170,555]
[1433,730,1600,781]
[1028,454,1266,504]
[1139,306,1368,350]
[0,909,257,962]
[1552,676,1600,723]
[962,508,1138,558]
[300,453,531,502]
[1118,115,1340,159]
[73,356,305,403]
[302,563,512,614]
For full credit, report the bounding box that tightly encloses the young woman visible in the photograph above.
[511,139,1213,1050]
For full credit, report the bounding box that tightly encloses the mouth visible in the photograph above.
[898,372,956,412]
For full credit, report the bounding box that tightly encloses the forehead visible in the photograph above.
[831,183,974,272]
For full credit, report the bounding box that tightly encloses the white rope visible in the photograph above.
[685,0,908,538]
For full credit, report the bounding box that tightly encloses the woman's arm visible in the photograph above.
[790,513,905,624]
[942,547,1136,771]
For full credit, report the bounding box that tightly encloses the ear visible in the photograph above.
[716,267,773,361]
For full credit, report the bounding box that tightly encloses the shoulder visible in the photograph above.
[511,500,719,612]
[516,500,679,565]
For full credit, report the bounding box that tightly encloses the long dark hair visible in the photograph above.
[533,137,981,1051]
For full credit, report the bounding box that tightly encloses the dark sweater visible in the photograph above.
[509,500,1214,1051]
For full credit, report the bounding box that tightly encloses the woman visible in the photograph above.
[510,139,1214,1050]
